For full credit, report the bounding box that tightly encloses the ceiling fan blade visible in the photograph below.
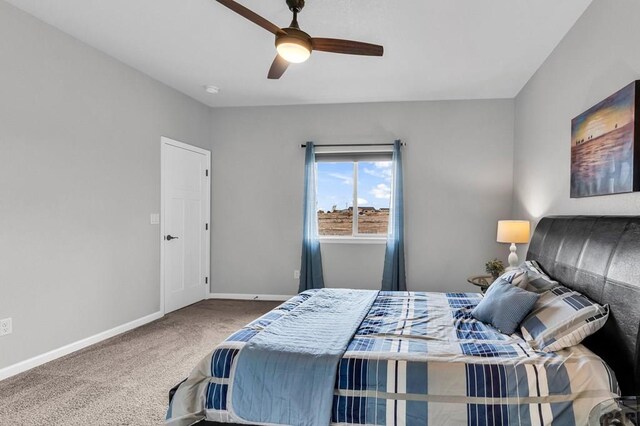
[268,55,289,79]
[311,38,383,56]
[216,0,284,35]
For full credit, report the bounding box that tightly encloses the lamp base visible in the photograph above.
[506,243,519,270]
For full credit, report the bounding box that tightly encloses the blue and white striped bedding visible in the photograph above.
[166,290,619,425]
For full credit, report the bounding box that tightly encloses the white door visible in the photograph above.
[161,137,210,314]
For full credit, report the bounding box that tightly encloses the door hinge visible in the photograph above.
[205,223,209,231]
[205,169,209,177]
[205,277,208,284]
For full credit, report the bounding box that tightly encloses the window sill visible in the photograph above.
[319,237,388,245]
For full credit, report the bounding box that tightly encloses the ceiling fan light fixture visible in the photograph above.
[275,29,312,63]
[276,41,310,63]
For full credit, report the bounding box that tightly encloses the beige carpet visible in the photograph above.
[0,300,279,425]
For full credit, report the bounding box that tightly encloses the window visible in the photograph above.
[316,153,392,238]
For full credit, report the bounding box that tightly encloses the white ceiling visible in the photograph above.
[6,0,592,107]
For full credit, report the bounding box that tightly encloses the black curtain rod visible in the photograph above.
[300,141,405,148]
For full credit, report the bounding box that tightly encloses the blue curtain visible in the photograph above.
[382,140,407,291]
[299,142,325,292]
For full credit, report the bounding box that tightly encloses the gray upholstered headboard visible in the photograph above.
[527,216,640,395]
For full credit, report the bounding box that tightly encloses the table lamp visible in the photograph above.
[497,220,531,270]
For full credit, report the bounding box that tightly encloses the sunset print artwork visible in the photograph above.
[571,81,640,198]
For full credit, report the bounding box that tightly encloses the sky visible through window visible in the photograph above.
[316,161,392,212]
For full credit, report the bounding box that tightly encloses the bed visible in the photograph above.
[166,216,640,425]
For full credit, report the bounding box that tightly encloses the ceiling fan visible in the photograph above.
[215,0,384,79]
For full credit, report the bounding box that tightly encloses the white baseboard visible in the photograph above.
[208,293,293,302]
[0,310,163,382]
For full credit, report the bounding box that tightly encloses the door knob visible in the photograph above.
[165,235,179,241]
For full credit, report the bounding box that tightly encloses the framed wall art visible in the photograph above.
[571,81,640,198]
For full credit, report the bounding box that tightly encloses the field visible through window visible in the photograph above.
[316,161,391,236]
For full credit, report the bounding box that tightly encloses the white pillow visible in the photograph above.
[520,260,559,293]
[520,285,609,352]
[496,268,528,289]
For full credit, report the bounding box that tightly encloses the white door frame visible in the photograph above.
[160,136,211,314]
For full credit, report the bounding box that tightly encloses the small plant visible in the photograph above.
[485,258,505,279]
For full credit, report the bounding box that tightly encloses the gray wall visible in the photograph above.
[208,100,515,296]
[0,2,211,369]
[513,0,640,241]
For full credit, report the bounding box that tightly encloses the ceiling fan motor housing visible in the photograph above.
[276,27,313,53]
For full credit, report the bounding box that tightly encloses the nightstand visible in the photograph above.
[588,396,639,425]
[467,275,495,294]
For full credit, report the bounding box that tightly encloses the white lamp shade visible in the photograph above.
[497,220,530,244]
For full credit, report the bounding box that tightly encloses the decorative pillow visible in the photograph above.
[520,285,609,352]
[496,268,528,289]
[520,260,559,293]
[471,278,539,335]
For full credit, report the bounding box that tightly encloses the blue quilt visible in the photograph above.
[166,290,619,426]
[231,289,377,425]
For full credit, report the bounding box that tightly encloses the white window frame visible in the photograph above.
[316,152,392,244]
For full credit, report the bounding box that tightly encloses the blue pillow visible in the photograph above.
[471,278,539,335]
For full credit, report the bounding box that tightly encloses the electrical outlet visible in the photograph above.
[294,270,300,279]
[0,318,12,336]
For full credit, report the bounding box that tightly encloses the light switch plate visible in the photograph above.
[150,213,160,225]
[294,270,300,279]
[0,318,12,336]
